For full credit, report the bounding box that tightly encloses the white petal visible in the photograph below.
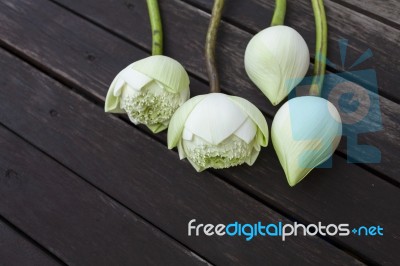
[245,37,282,105]
[229,96,269,146]
[184,93,247,145]
[113,78,125,97]
[234,118,257,144]
[177,140,187,159]
[272,96,342,186]
[246,148,261,166]
[167,94,208,149]
[182,128,194,141]
[245,25,309,105]
[120,68,153,91]
[104,73,125,113]
[156,80,165,89]
[132,55,190,93]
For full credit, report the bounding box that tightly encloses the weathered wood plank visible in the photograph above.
[0,219,62,266]
[0,47,364,264]
[183,0,400,102]
[48,0,400,183]
[0,116,209,264]
[330,0,400,26]
[0,0,398,264]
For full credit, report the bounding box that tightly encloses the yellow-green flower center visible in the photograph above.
[183,135,253,169]
[120,81,181,126]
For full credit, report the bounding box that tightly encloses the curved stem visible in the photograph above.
[205,0,224,93]
[309,0,328,96]
[146,0,163,55]
[271,0,286,26]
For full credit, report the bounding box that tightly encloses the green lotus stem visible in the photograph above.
[271,0,286,26]
[309,0,328,96]
[146,0,163,55]
[205,0,224,93]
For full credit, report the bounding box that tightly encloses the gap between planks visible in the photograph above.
[0,214,66,265]
[0,110,212,265]
[0,120,212,266]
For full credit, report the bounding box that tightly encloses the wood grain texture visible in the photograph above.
[0,124,210,266]
[0,219,62,266]
[47,0,400,184]
[0,47,364,265]
[0,0,398,264]
[330,0,400,26]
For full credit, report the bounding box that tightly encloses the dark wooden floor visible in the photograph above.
[0,0,399,265]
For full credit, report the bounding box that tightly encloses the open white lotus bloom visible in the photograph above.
[272,96,342,186]
[245,25,310,106]
[168,93,269,172]
[104,55,190,133]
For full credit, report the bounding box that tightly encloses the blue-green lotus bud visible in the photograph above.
[104,55,190,133]
[272,96,342,186]
[168,93,269,172]
[245,25,310,106]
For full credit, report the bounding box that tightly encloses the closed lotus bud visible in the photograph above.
[245,25,310,105]
[272,96,342,186]
[105,55,190,133]
[168,93,269,172]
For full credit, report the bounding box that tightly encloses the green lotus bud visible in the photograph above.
[272,96,342,186]
[105,55,190,133]
[245,25,310,105]
[168,93,269,172]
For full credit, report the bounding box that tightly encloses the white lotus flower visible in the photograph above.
[245,25,310,105]
[105,55,190,133]
[168,93,269,171]
[272,96,342,186]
